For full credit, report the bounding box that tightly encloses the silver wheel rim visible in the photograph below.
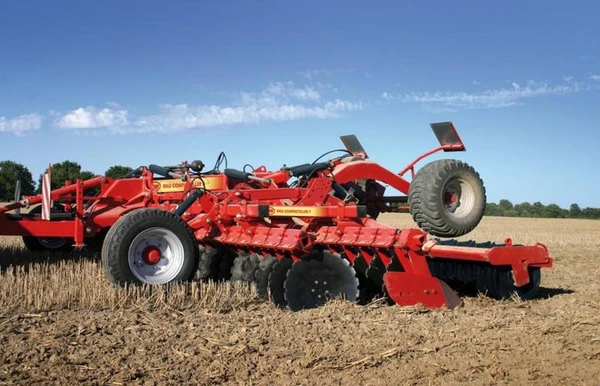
[443,177,475,218]
[127,227,185,284]
[38,237,67,249]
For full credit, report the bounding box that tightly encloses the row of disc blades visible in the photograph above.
[223,239,542,310]
[228,249,395,311]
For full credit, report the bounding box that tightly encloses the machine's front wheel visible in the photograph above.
[101,209,199,286]
[408,159,486,238]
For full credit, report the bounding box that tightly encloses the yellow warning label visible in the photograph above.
[153,176,225,193]
[268,206,328,217]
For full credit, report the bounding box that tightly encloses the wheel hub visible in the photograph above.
[443,185,460,211]
[127,227,186,284]
[444,191,458,205]
[442,178,475,218]
[141,245,162,265]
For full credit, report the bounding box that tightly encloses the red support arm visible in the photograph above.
[332,161,412,194]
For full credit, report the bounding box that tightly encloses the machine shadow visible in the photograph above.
[536,286,575,298]
[0,246,101,273]
[446,283,573,303]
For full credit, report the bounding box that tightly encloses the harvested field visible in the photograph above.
[0,214,599,385]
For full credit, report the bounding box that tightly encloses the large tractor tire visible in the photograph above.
[22,204,73,252]
[408,159,486,238]
[101,208,199,286]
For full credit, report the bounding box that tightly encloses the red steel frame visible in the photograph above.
[0,169,224,247]
[178,172,552,308]
[0,123,554,309]
[0,127,455,246]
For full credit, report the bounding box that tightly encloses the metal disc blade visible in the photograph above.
[231,252,259,283]
[365,255,386,289]
[255,254,277,300]
[268,257,293,309]
[284,251,359,312]
[352,254,369,277]
[353,254,383,305]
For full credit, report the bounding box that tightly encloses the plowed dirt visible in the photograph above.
[1,214,599,385]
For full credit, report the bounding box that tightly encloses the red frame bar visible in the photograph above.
[425,241,553,286]
[398,144,465,178]
[0,179,86,245]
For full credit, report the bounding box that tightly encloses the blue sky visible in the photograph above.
[1,0,599,208]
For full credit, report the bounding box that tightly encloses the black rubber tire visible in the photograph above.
[408,159,486,238]
[230,252,260,283]
[101,208,199,286]
[255,254,277,299]
[22,204,73,252]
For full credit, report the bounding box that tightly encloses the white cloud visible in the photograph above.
[261,82,321,101]
[0,113,43,135]
[386,80,580,110]
[590,75,600,81]
[54,81,362,134]
[130,100,362,133]
[54,106,129,129]
[381,91,394,100]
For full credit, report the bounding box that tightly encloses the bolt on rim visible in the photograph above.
[127,227,185,284]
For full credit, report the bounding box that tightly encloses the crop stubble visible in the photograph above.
[0,214,598,385]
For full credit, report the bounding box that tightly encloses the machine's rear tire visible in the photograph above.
[22,204,73,252]
[101,208,199,286]
[408,159,486,238]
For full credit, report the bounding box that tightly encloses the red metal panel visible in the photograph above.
[383,272,462,309]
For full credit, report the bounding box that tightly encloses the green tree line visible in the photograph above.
[0,160,132,201]
[485,199,600,219]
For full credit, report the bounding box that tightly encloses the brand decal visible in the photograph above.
[153,176,225,193]
[268,206,328,217]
